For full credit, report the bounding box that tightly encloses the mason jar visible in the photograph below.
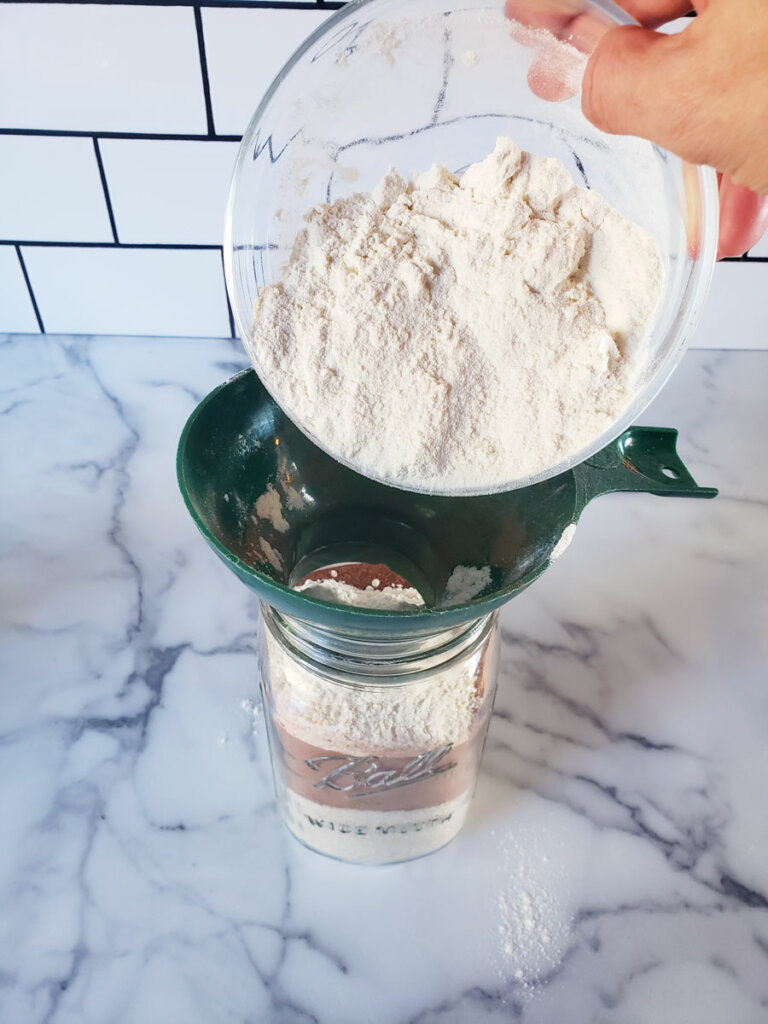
[258,606,500,864]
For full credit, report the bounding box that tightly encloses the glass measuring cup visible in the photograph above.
[224,0,718,495]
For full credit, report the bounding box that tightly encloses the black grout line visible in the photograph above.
[14,245,45,334]
[6,235,767,263]
[7,234,767,261]
[193,5,217,138]
[6,0,345,8]
[3,128,241,142]
[92,138,120,243]
[0,127,243,142]
[2,240,224,250]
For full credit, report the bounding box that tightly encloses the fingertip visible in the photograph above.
[527,55,579,101]
[563,11,611,54]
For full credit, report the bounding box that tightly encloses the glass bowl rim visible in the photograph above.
[223,0,719,497]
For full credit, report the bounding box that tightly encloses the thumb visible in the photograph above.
[582,26,693,148]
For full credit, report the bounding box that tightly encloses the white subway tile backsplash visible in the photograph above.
[0,2,763,347]
[0,4,206,134]
[0,136,112,243]
[99,140,239,245]
[22,247,230,338]
[203,8,333,136]
[0,246,39,333]
[691,262,768,349]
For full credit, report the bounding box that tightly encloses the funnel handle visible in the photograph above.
[573,427,718,513]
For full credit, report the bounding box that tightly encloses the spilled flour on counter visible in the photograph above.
[250,136,663,492]
[495,827,572,991]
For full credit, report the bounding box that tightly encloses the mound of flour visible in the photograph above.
[250,136,662,491]
[293,575,425,611]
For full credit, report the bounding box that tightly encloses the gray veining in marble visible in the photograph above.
[1,333,767,1024]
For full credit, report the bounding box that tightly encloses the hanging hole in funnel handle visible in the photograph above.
[575,427,718,505]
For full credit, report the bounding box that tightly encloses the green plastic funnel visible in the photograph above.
[177,369,717,635]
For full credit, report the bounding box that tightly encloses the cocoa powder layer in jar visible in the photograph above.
[296,563,416,591]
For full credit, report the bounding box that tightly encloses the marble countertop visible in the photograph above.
[2,333,768,1024]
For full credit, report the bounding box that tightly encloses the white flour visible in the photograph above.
[295,566,491,609]
[266,622,482,754]
[250,136,662,492]
[293,576,425,611]
[261,584,497,862]
[495,827,572,989]
[441,565,492,606]
[549,523,577,563]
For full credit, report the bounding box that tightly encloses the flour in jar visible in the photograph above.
[260,571,500,863]
[249,136,663,492]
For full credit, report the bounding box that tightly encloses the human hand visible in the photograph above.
[506,0,768,257]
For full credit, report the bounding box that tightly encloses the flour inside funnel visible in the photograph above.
[293,562,425,610]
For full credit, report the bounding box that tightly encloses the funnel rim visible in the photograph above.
[176,370,546,623]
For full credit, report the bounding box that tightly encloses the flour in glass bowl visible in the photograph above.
[249,136,663,493]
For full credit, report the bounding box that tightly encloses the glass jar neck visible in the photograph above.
[261,603,497,684]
